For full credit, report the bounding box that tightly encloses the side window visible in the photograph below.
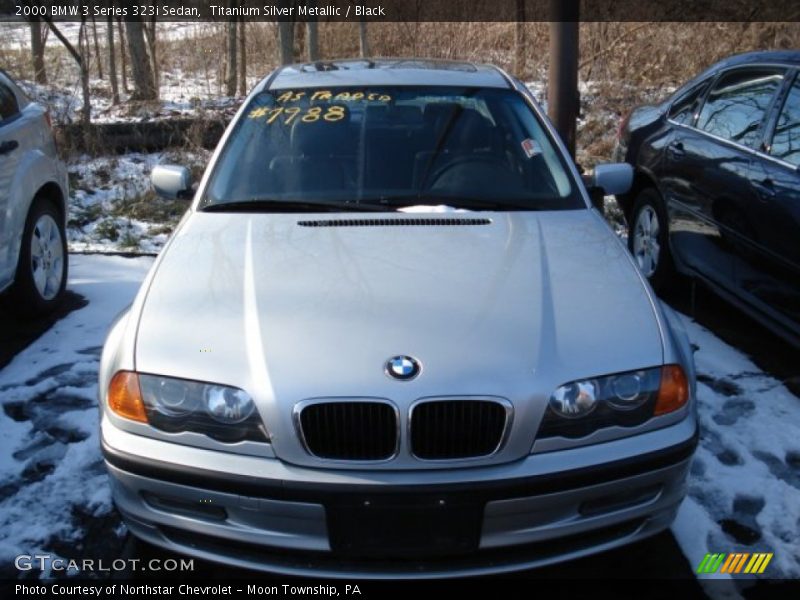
[668,81,709,126]
[696,68,784,147]
[0,82,19,121]
[770,75,800,166]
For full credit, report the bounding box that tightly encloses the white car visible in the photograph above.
[0,69,69,315]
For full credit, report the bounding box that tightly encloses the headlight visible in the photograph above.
[538,365,687,439]
[203,385,255,424]
[549,380,599,418]
[107,371,268,444]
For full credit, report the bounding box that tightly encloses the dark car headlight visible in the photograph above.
[107,371,268,444]
[539,365,688,439]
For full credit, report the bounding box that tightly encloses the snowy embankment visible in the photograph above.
[0,256,798,583]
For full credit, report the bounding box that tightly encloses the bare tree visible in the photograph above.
[143,17,159,92]
[294,20,305,59]
[358,19,369,57]
[514,0,525,77]
[91,16,103,79]
[238,18,247,96]
[226,12,237,96]
[306,7,319,61]
[45,17,90,126]
[29,18,47,84]
[106,12,119,104]
[125,18,157,100]
[117,17,128,93]
[277,22,294,64]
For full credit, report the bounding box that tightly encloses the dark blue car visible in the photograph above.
[616,51,800,346]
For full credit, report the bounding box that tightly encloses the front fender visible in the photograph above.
[659,303,698,408]
[98,308,135,415]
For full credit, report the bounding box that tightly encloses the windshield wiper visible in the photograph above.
[200,198,392,213]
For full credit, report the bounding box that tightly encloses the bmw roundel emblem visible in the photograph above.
[385,355,421,381]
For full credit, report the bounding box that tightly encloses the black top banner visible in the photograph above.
[3,0,800,22]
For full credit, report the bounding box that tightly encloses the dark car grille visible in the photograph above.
[411,400,508,460]
[298,402,397,460]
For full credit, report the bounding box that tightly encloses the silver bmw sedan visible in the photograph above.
[99,59,697,577]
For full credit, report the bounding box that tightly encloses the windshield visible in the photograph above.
[201,86,583,212]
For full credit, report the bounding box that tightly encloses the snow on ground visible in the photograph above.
[67,152,167,253]
[16,73,243,126]
[66,151,208,254]
[0,255,154,577]
[2,22,208,53]
[12,24,244,126]
[671,318,800,585]
[0,253,798,583]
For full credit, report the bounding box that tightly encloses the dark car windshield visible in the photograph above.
[201,86,583,212]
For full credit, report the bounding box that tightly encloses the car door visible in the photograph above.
[0,80,25,288]
[664,67,785,292]
[658,77,737,288]
[738,71,800,329]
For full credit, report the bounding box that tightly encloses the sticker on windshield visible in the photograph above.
[275,90,392,104]
[521,138,540,158]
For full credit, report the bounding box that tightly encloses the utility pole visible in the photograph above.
[548,0,580,159]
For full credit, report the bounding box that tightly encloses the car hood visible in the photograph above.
[135,210,664,465]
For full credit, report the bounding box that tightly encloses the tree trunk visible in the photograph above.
[514,0,525,77]
[226,16,237,96]
[29,19,47,84]
[91,16,103,79]
[358,20,369,57]
[77,21,91,125]
[125,19,157,100]
[46,18,90,127]
[295,21,305,59]
[277,19,294,65]
[238,18,247,95]
[117,17,128,93]
[306,17,319,61]
[144,17,159,93]
[106,14,119,104]
[275,0,294,65]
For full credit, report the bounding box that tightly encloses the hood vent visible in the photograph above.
[298,217,492,228]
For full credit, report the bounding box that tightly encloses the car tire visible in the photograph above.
[8,197,68,316]
[628,188,674,291]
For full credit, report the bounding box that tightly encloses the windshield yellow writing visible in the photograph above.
[275,90,391,103]
[248,105,347,125]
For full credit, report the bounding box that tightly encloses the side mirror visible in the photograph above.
[151,165,192,199]
[591,163,633,196]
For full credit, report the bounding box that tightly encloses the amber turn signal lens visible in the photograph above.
[108,371,148,423]
[655,365,689,416]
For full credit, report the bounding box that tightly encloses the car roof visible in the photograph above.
[667,50,800,102]
[264,58,513,90]
[698,50,800,80]
[714,50,800,69]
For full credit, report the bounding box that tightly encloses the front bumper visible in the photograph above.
[102,416,697,578]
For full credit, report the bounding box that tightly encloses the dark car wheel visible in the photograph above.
[629,188,674,290]
[9,197,68,316]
